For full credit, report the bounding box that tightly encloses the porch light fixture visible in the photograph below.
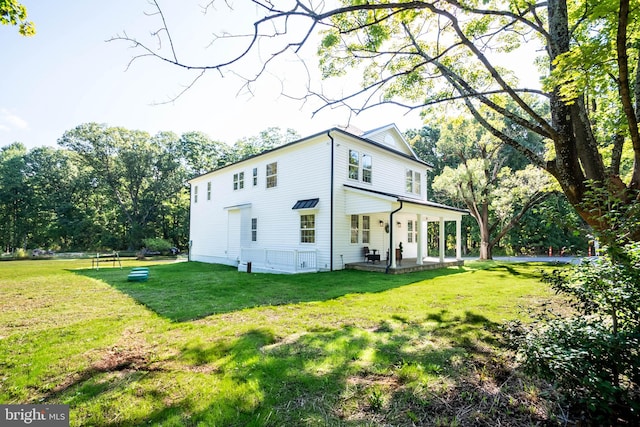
[379,220,384,227]
[397,221,401,227]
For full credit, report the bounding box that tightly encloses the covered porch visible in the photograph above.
[343,185,468,273]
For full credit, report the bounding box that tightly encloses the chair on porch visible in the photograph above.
[363,247,381,264]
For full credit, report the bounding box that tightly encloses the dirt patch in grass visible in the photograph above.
[334,349,562,426]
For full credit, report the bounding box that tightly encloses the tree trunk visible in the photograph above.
[477,202,493,260]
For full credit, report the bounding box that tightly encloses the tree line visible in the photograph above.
[0,124,298,254]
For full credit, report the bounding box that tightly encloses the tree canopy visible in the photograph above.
[113,0,640,246]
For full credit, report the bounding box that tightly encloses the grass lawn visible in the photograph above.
[0,259,567,426]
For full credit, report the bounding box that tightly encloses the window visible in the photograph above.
[207,182,211,201]
[350,214,359,243]
[266,162,277,188]
[362,215,370,244]
[300,214,315,243]
[407,220,419,243]
[251,218,257,242]
[348,149,359,180]
[406,169,421,194]
[406,170,413,192]
[194,185,198,203]
[233,172,244,190]
[362,154,372,183]
[253,168,258,186]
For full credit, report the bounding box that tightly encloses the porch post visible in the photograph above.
[439,217,445,262]
[456,218,462,260]
[416,214,423,265]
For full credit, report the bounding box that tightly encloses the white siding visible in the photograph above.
[189,134,334,270]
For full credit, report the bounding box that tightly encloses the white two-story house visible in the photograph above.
[188,124,466,273]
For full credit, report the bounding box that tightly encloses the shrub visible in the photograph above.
[517,242,640,424]
[14,248,29,259]
[141,238,173,253]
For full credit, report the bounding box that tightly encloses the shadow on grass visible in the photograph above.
[54,310,555,426]
[480,262,560,280]
[73,261,469,322]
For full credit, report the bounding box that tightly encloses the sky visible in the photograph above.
[1,1,541,150]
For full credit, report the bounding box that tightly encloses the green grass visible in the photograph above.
[0,259,567,426]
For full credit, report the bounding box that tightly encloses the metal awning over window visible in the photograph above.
[292,198,319,209]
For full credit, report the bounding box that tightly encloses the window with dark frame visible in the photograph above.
[207,182,211,200]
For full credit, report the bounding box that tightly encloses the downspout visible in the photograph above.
[386,200,404,274]
[328,131,335,271]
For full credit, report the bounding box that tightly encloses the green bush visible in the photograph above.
[14,248,28,259]
[516,242,640,424]
[141,238,173,253]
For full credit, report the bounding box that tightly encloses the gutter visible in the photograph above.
[386,200,404,274]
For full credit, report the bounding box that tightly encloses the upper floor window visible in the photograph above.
[362,154,372,183]
[349,149,373,183]
[207,182,212,200]
[252,168,258,186]
[300,214,315,243]
[406,169,421,195]
[233,172,244,190]
[266,162,277,188]
[194,185,198,203]
[348,150,359,180]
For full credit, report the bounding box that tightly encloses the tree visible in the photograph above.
[0,142,30,252]
[178,131,229,177]
[430,115,551,259]
[59,123,188,249]
[222,127,301,164]
[113,0,640,246]
[0,0,34,35]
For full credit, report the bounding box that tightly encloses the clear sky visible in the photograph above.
[1,1,540,150]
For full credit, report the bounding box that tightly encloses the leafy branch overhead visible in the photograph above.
[0,0,35,36]
[112,0,640,243]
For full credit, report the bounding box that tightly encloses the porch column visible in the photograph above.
[416,214,423,265]
[456,218,462,260]
[439,217,445,262]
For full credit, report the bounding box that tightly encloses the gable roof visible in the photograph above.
[360,123,420,160]
[188,125,432,183]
